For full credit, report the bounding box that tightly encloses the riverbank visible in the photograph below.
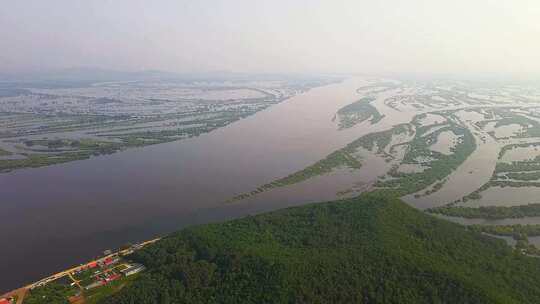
[0,238,159,302]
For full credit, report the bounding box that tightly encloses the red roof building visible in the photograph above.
[108,274,121,282]
[0,298,11,304]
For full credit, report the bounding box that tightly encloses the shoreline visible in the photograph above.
[0,237,160,302]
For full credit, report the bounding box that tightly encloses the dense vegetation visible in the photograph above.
[336,97,384,129]
[469,224,540,255]
[0,112,250,173]
[428,203,540,219]
[0,139,123,173]
[377,123,476,196]
[228,124,411,202]
[505,171,540,181]
[492,114,540,138]
[228,146,362,202]
[102,194,540,303]
[230,119,473,202]
[230,128,417,201]
[265,149,361,186]
[470,224,540,239]
[0,104,271,173]
[498,142,540,159]
[496,162,540,174]
[357,124,411,155]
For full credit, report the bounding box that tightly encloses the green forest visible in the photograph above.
[100,193,540,303]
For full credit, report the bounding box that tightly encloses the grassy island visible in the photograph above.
[428,203,540,219]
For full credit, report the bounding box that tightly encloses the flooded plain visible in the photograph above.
[429,130,460,155]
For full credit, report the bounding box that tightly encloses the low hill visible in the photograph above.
[101,193,540,303]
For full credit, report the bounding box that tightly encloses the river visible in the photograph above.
[0,78,377,292]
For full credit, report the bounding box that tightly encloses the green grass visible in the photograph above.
[74,268,98,287]
[24,282,78,304]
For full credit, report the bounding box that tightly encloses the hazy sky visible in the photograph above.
[1,0,540,77]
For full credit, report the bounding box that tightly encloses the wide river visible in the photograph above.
[0,78,377,291]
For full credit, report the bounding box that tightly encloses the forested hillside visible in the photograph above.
[101,193,540,303]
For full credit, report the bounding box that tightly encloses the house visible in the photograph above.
[102,257,120,266]
[121,264,146,276]
[105,273,121,282]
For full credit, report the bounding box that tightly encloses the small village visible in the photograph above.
[0,238,159,304]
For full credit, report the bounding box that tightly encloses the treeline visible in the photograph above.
[493,114,540,138]
[101,194,540,303]
[357,124,411,154]
[428,203,540,219]
[336,97,384,129]
[496,162,540,174]
[470,224,540,256]
[377,123,476,195]
[498,142,540,159]
[470,224,540,239]
[228,147,361,202]
[506,171,540,181]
